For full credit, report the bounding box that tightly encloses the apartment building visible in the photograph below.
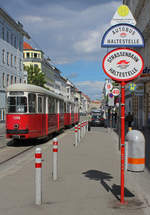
[0,8,30,121]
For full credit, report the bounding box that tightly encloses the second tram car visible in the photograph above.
[6,84,79,140]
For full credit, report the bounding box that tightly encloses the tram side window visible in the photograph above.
[28,93,36,113]
[48,96,56,114]
[64,102,67,113]
[60,101,64,113]
[38,97,42,113]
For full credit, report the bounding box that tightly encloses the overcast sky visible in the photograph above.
[0,0,122,99]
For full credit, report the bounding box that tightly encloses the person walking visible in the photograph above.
[126,112,133,128]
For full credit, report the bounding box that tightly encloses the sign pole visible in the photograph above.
[120,81,125,203]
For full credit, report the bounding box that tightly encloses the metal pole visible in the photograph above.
[53,138,58,181]
[35,148,42,205]
[74,125,78,147]
[120,82,125,204]
[78,123,80,143]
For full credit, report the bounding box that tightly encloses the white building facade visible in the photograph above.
[0,8,30,121]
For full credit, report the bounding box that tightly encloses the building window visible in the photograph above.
[14,36,16,48]
[7,74,9,86]
[11,75,13,84]
[2,27,4,40]
[19,59,22,71]
[7,31,9,43]
[2,49,5,64]
[7,52,9,65]
[14,56,16,67]
[31,53,33,58]
[11,54,13,67]
[23,53,25,58]
[11,33,13,45]
[26,52,30,58]
[34,53,37,58]
[2,73,5,88]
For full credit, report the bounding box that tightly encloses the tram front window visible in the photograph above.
[7,96,27,113]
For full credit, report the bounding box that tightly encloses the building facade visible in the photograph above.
[123,0,150,128]
[0,8,30,121]
[23,42,67,98]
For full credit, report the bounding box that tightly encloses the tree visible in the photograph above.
[24,65,46,87]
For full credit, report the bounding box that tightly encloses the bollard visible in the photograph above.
[81,122,84,138]
[78,123,81,143]
[126,130,145,172]
[84,121,86,136]
[86,121,88,132]
[53,138,58,181]
[74,125,78,147]
[35,148,42,205]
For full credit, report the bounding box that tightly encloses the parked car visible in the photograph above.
[90,114,105,127]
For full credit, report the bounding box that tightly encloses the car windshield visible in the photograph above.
[92,114,103,119]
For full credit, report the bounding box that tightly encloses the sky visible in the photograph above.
[0,0,122,100]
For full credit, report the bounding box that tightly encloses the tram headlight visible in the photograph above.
[14,124,19,129]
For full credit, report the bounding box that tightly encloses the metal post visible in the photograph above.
[35,148,42,205]
[53,138,58,181]
[74,125,78,147]
[78,123,80,143]
[125,141,128,171]
[120,82,125,204]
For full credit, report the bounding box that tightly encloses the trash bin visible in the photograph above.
[126,130,145,172]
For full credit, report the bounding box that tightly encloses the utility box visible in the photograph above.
[126,130,145,172]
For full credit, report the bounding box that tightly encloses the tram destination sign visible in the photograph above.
[101,23,144,48]
[102,48,144,82]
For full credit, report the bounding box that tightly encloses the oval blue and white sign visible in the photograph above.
[101,23,144,48]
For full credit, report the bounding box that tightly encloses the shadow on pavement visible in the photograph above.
[82,170,134,201]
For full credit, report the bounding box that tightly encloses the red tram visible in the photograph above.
[6,84,79,140]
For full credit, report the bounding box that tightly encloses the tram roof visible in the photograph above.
[6,84,64,100]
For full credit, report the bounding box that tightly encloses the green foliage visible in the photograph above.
[24,65,46,87]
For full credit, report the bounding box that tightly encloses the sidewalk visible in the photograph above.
[0,127,149,215]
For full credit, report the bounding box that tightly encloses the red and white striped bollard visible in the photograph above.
[35,148,42,205]
[53,138,58,181]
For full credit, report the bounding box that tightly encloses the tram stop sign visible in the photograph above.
[102,48,144,82]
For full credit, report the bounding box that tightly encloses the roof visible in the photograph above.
[0,8,30,39]
[6,83,64,100]
[23,42,34,50]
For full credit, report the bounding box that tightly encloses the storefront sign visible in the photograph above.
[134,83,144,96]
[102,48,144,82]
[101,23,144,48]
[111,5,136,26]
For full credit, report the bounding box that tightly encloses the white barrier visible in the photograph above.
[53,138,58,181]
[35,148,42,205]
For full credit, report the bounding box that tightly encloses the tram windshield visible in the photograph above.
[7,96,27,113]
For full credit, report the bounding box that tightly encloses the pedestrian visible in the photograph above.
[88,113,92,131]
[126,112,133,128]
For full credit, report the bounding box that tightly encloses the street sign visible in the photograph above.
[108,94,114,106]
[111,5,136,26]
[105,82,112,91]
[112,88,120,96]
[101,23,144,48]
[129,83,136,91]
[102,48,144,82]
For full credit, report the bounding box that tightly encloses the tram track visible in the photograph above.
[0,144,35,165]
